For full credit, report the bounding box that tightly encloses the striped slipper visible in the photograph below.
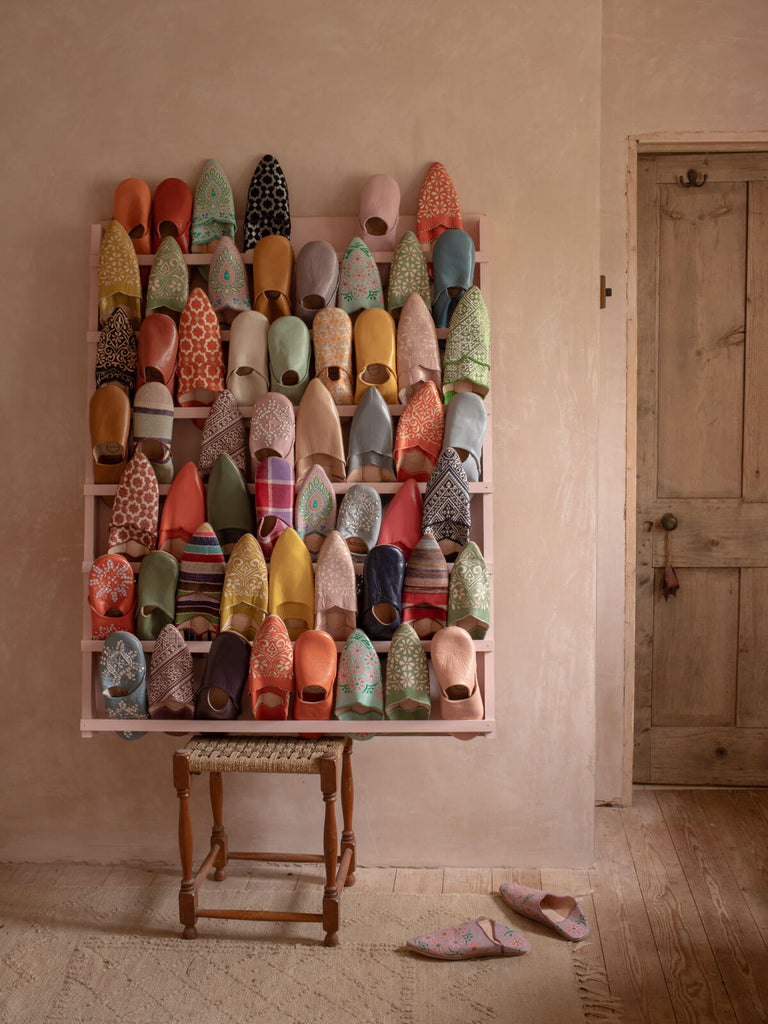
[338,237,384,315]
[133,382,174,484]
[176,288,225,419]
[442,286,490,402]
[219,532,268,640]
[174,522,226,640]
[98,220,142,327]
[401,533,449,638]
[209,236,251,324]
[99,631,149,740]
[195,631,250,720]
[295,465,337,555]
[107,451,159,559]
[243,155,291,249]
[157,461,206,563]
[447,541,490,639]
[145,236,189,318]
[268,527,315,640]
[207,453,252,555]
[295,378,346,484]
[396,293,442,404]
[385,623,430,720]
[249,392,295,478]
[394,380,445,482]
[313,307,354,406]
[248,614,295,720]
[191,159,237,261]
[421,448,471,558]
[314,531,357,640]
[255,456,294,557]
[148,623,196,719]
[199,389,247,479]
[388,231,431,317]
[415,161,463,244]
[95,308,137,398]
[88,554,136,639]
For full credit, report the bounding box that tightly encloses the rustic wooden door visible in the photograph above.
[635,152,768,785]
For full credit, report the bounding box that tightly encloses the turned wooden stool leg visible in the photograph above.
[320,756,340,946]
[340,738,356,886]
[173,751,198,940]
[209,770,228,881]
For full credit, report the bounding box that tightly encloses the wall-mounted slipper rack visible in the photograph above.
[81,214,493,737]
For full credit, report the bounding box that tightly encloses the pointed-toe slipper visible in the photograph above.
[209,236,251,324]
[96,307,137,398]
[353,308,398,405]
[133,381,174,484]
[313,306,354,405]
[295,465,337,554]
[135,549,179,640]
[244,155,291,249]
[394,380,445,482]
[248,614,294,720]
[407,917,529,959]
[157,461,206,562]
[90,383,131,486]
[442,392,487,482]
[415,161,463,244]
[421,448,471,558]
[335,629,384,726]
[268,527,315,640]
[388,230,431,317]
[176,288,225,418]
[249,392,295,477]
[430,625,483,721]
[195,630,250,720]
[336,484,382,558]
[338,236,384,315]
[377,478,423,559]
[431,228,476,329]
[443,286,490,401]
[137,313,178,394]
[226,310,270,406]
[401,533,448,638]
[268,315,311,403]
[293,629,337,727]
[498,884,590,941]
[359,174,400,252]
[295,377,346,483]
[447,541,490,638]
[113,177,152,255]
[100,631,149,739]
[107,451,159,559]
[145,236,190,319]
[396,293,441,404]
[199,389,247,479]
[385,622,430,720]
[348,385,394,482]
[88,553,136,639]
[253,234,294,322]
[98,220,142,327]
[148,622,196,719]
[295,240,339,326]
[152,177,193,254]
[360,544,406,640]
[255,455,294,557]
[220,532,268,639]
[207,452,252,554]
[314,531,357,640]
[174,522,226,640]
[190,159,237,258]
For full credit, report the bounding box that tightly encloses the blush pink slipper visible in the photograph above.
[407,917,530,959]
[498,884,590,941]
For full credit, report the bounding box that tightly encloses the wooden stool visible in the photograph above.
[172,735,356,946]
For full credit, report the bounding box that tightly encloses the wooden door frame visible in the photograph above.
[622,132,768,803]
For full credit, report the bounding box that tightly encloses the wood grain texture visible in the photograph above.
[393,867,444,894]
[737,569,768,726]
[743,180,768,500]
[442,867,492,894]
[649,727,768,785]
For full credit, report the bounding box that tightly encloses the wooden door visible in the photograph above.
[635,152,768,784]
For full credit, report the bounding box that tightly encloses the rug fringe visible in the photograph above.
[571,945,625,1021]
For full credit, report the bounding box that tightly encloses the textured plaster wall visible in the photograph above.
[598,0,768,801]
[0,0,601,866]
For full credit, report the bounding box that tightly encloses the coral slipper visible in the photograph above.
[176,288,225,420]
[107,451,159,559]
[244,155,291,249]
[348,385,394,482]
[430,625,484,721]
[407,917,530,959]
[415,161,463,244]
[195,630,250,720]
[98,220,142,328]
[248,614,294,720]
[137,314,178,394]
[336,484,383,558]
[88,554,136,639]
[385,623,430,720]
[219,532,268,639]
[191,159,237,257]
[135,550,179,641]
[254,456,294,557]
[293,629,337,728]
[268,315,311,403]
[145,236,190,319]
[268,527,315,640]
[442,392,487,482]
[447,541,490,639]
[431,228,475,329]
[113,178,152,255]
[314,531,357,640]
[253,234,294,322]
[313,306,354,406]
[174,522,226,640]
[360,544,406,640]
[359,174,401,252]
[96,308,137,398]
[401,533,448,638]
[443,286,490,402]
[226,310,270,406]
[377,478,423,559]
[132,381,174,484]
[90,383,131,486]
[353,308,398,405]
[157,461,206,562]
[295,465,337,554]
[396,293,441,404]
[498,884,590,941]
[199,389,247,480]
[294,240,339,326]
[295,378,346,483]
[388,231,431,318]
[421,448,471,558]
[148,623,196,719]
[208,236,251,324]
[152,177,193,254]
[335,629,384,726]
[207,452,252,555]
[99,631,149,740]
[338,237,384,315]
[394,380,445,482]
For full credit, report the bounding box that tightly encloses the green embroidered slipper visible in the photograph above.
[442,286,490,402]
[385,622,430,720]
[447,541,490,638]
[388,231,431,316]
[145,236,189,318]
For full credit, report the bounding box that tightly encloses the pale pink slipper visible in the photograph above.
[429,625,483,721]
[406,917,530,959]
[498,883,590,941]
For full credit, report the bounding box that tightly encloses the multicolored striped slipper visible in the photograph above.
[148,623,196,719]
[431,228,475,329]
[88,554,136,640]
[394,380,445,482]
[107,451,159,559]
[249,392,295,478]
[421,448,471,558]
[157,461,206,563]
[447,541,490,639]
[226,310,270,406]
[314,531,357,640]
[96,308,137,398]
[338,237,384,315]
[268,527,315,640]
[174,522,226,640]
[295,378,346,484]
[396,293,442,404]
[255,456,294,557]
[195,630,250,720]
[248,614,294,720]
[132,382,174,484]
[243,155,291,249]
[415,161,463,244]
[145,236,189,318]
[199,389,247,479]
[208,236,251,324]
[442,286,490,402]
[401,533,449,638]
[207,453,252,555]
[313,306,354,406]
[190,159,237,260]
[388,231,431,317]
[99,631,149,740]
[384,622,430,720]
[295,465,337,554]
[219,532,268,639]
[98,220,142,327]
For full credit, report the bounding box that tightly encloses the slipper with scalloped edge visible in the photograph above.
[498,884,590,941]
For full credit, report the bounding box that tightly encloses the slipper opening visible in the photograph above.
[206,688,231,712]
[266,289,282,300]
[541,894,578,923]
[302,293,326,310]
[363,216,388,237]
[361,364,393,387]
[326,366,342,382]
[299,685,328,702]
[373,603,397,625]
[94,442,125,465]
[281,370,300,386]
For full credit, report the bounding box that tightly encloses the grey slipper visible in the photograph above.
[347,385,395,481]
[294,240,340,326]
[432,228,476,329]
[337,484,383,557]
[442,392,487,482]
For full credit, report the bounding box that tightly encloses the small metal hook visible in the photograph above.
[679,168,708,188]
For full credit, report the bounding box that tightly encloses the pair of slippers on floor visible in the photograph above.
[407,884,589,960]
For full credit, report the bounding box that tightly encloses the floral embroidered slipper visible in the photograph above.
[498,884,590,941]
[359,173,400,252]
[353,308,398,405]
[219,532,268,639]
[442,286,490,402]
[248,614,294,720]
[98,220,142,328]
[336,484,383,559]
[174,522,226,640]
[313,306,354,406]
[253,234,294,321]
[269,315,311,403]
[377,478,423,559]
[99,631,149,740]
[335,629,384,726]
[394,380,445,482]
[191,159,237,258]
[207,452,252,555]
[107,451,159,559]
[385,622,430,720]
[295,465,337,554]
[199,389,247,479]
[421,448,471,558]
[396,293,441,404]
[148,622,196,719]
[338,236,384,315]
[157,461,206,562]
[432,228,476,329]
[314,531,357,640]
[249,392,295,477]
[447,541,490,639]
[195,630,251,720]
[208,236,251,324]
[132,381,174,484]
[137,313,178,394]
[145,236,190,319]
[113,178,152,255]
[360,544,406,640]
[295,378,346,484]
[152,177,193,254]
[227,310,270,406]
[135,549,179,641]
[401,533,449,638]
[415,161,463,244]
[406,917,530,959]
[243,155,291,249]
[268,527,315,640]
[96,307,137,398]
[430,625,484,721]
[294,240,339,326]
[293,629,338,729]
[176,288,225,420]
[90,383,131,487]
[348,385,395,482]
[255,456,294,557]
[88,554,136,639]
[388,231,431,317]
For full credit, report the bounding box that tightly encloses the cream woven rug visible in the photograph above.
[0,884,619,1023]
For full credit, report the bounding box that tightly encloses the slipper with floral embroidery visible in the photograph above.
[209,236,251,324]
[313,306,354,406]
[415,161,463,244]
[406,917,530,959]
[88,554,136,639]
[334,629,384,727]
[248,614,294,720]
[219,532,268,639]
[498,884,589,941]
[388,231,431,317]
[96,307,137,397]
[145,236,189,319]
[396,293,441,404]
[338,236,384,315]
[314,531,357,640]
[99,631,149,740]
[98,220,142,328]
[191,159,237,257]
[243,155,291,249]
[249,392,295,478]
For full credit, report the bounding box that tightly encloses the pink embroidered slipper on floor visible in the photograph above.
[498,884,590,941]
[406,917,530,959]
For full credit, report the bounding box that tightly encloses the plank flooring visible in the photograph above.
[2,789,768,1023]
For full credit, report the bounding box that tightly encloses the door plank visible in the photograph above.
[650,727,768,785]
[621,791,738,1024]
[647,500,768,567]
[743,180,768,500]
[737,569,768,726]
[654,152,768,183]
[656,789,768,1024]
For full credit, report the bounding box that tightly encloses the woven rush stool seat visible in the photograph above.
[173,735,356,947]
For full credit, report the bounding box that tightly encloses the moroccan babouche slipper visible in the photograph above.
[401,532,449,638]
[338,236,384,315]
[157,461,206,562]
[98,219,142,327]
[255,455,295,557]
[226,310,270,405]
[360,543,406,640]
[208,236,251,323]
[442,392,487,482]
[384,622,430,720]
[148,623,196,719]
[353,307,398,405]
[113,177,152,255]
[430,625,484,721]
[442,285,491,402]
[174,522,226,640]
[207,452,252,555]
[358,173,401,252]
[248,614,295,720]
[176,287,225,420]
[252,234,294,321]
[394,380,445,482]
[243,154,291,249]
[295,465,337,554]
[388,230,431,317]
[406,918,530,959]
[347,384,395,481]
[415,160,463,244]
[135,549,179,641]
[152,177,193,253]
[88,553,136,639]
[293,629,338,728]
[268,527,315,640]
[249,391,295,478]
[199,388,247,479]
[335,629,384,728]
[447,541,490,638]
[219,532,268,639]
[145,236,189,318]
[498,884,590,941]
[336,484,383,558]
[431,227,475,328]
[295,378,346,484]
[294,239,339,326]
[99,631,149,740]
[191,159,237,259]
[136,313,178,392]
[396,292,442,404]
[376,477,423,559]
[132,381,174,484]
[421,447,471,558]
[314,531,357,640]
[312,306,354,406]
[107,451,158,559]
[96,307,137,397]
[195,630,250,720]
[90,382,131,486]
